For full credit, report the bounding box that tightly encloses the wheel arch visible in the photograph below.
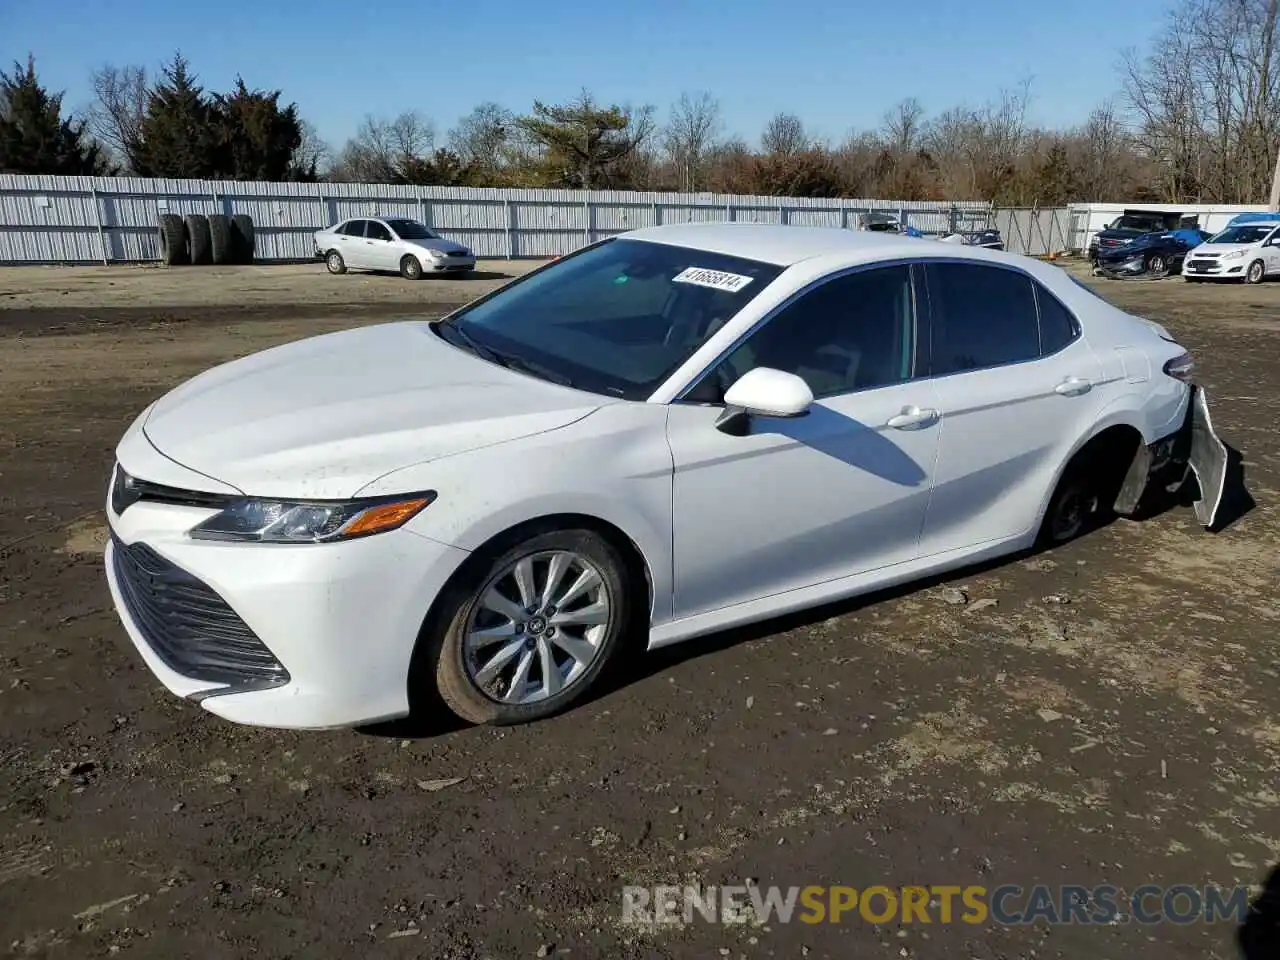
[1032,419,1147,536]
[406,511,656,704]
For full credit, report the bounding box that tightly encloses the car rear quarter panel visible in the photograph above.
[1043,268,1189,443]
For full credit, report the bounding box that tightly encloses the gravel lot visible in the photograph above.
[0,258,1277,959]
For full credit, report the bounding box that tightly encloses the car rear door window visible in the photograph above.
[340,220,366,237]
[925,262,1040,375]
[366,221,392,241]
[1035,287,1079,355]
[714,264,916,399]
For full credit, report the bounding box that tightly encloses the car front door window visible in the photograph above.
[665,264,943,621]
[713,264,916,398]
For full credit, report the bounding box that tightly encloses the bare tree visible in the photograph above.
[1070,100,1136,200]
[662,91,722,191]
[87,63,148,170]
[761,112,807,155]
[882,97,926,153]
[292,119,331,178]
[447,102,514,174]
[331,110,436,182]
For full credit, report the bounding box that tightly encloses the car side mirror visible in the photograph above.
[715,367,814,435]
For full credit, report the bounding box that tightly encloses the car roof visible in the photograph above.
[623,223,938,266]
[621,222,1013,269]
[335,214,416,223]
[1226,212,1280,225]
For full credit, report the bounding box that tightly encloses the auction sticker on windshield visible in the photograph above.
[672,267,755,292]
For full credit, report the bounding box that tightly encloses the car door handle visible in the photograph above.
[886,405,939,429]
[1054,377,1092,396]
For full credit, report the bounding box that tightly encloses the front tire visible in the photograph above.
[1245,259,1265,284]
[431,529,632,725]
[325,250,346,274]
[1147,254,1167,276]
[401,255,424,281]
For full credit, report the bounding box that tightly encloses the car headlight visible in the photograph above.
[1223,250,1246,259]
[188,492,436,543]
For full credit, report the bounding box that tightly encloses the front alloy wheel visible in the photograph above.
[401,255,424,280]
[1147,254,1167,276]
[1246,260,1265,284]
[430,529,631,725]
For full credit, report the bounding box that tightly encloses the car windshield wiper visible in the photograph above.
[439,323,576,388]
[441,322,499,361]
[485,349,576,388]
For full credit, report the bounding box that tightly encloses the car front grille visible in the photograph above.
[445,250,469,258]
[111,534,290,688]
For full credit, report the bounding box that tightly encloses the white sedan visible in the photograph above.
[314,215,476,279]
[103,224,1228,730]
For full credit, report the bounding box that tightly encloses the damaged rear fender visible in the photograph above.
[1112,384,1227,528]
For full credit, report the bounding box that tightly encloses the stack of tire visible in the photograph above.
[158,213,256,266]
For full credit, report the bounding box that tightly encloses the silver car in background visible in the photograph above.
[314,215,477,279]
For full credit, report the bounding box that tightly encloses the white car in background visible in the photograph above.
[314,215,476,279]
[104,224,1228,731]
[1181,213,1280,283]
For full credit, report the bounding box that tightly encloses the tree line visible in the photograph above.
[1,0,1276,205]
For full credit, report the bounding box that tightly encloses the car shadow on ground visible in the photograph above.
[1239,863,1280,958]
[1211,443,1256,532]
[363,442,1256,741]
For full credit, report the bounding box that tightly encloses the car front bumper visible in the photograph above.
[421,255,476,272]
[104,467,471,730]
[1182,256,1246,277]
[1095,255,1153,278]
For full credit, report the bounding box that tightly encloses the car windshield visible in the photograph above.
[386,219,439,240]
[1109,216,1163,231]
[1209,225,1275,244]
[434,238,784,400]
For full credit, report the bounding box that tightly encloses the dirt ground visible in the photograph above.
[0,258,1278,959]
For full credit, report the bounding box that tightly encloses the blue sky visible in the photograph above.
[4,0,1155,151]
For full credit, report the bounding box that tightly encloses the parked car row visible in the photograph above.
[1090,210,1280,284]
[313,216,476,279]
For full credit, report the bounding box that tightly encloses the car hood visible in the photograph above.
[140,322,608,499]
[1099,234,1170,258]
[1190,242,1256,256]
[1096,228,1150,242]
[404,237,470,255]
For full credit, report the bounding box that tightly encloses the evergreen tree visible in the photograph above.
[210,77,305,181]
[516,91,653,188]
[132,53,218,178]
[0,55,112,175]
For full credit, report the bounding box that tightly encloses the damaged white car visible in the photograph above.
[103,224,1229,731]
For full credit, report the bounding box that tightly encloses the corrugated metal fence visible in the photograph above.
[0,174,1000,265]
